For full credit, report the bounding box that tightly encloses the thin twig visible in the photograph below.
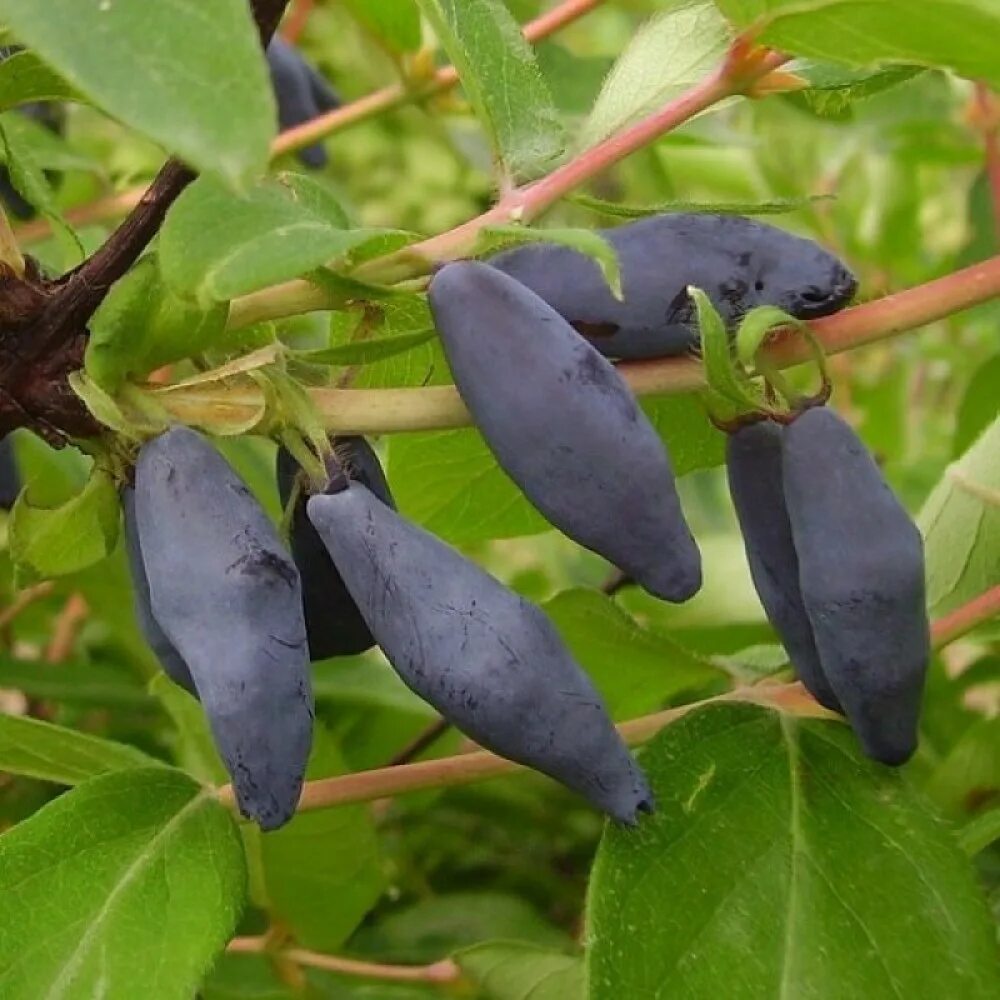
[388,717,452,766]
[281,0,314,43]
[355,49,791,280]
[227,935,461,984]
[216,682,827,815]
[15,0,606,246]
[0,581,56,632]
[156,253,1000,435]
[974,83,1000,244]
[14,189,143,246]
[600,569,633,597]
[931,584,1000,649]
[216,582,1000,818]
[228,45,790,326]
[26,162,195,367]
[44,593,88,663]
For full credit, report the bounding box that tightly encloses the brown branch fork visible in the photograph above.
[0,0,291,442]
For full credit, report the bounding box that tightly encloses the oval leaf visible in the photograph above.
[716,0,1000,93]
[415,0,565,181]
[0,49,81,110]
[0,767,246,999]
[919,417,1000,617]
[587,703,1000,999]
[10,467,121,582]
[87,256,228,391]
[160,173,380,305]
[0,714,156,786]
[0,0,274,186]
[457,942,583,999]
[580,2,732,150]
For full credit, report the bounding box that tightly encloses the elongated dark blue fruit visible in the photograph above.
[429,261,701,602]
[0,437,19,509]
[134,427,313,829]
[121,487,198,696]
[726,421,841,711]
[782,407,929,765]
[490,213,856,359]
[307,483,653,823]
[267,37,340,169]
[277,436,395,660]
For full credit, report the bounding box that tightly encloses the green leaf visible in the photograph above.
[0,49,80,110]
[784,60,924,119]
[352,335,443,389]
[0,768,246,1000]
[312,657,433,716]
[353,893,569,963]
[579,2,732,150]
[160,173,381,305]
[256,724,384,950]
[389,428,549,543]
[953,353,1000,458]
[587,703,1000,999]
[87,255,229,392]
[536,42,613,117]
[389,393,725,544]
[959,807,1000,857]
[69,371,145,439]
[200,953,296,1000]
[0,714,156,785]
[718,639,790,675]
[341,0,422,53]
[571,192,833,219]
[919,417,1000,617]
[543,589,723,718]
[414,0,565,181]
[691,286,760,411]
[479,225,622,299]
[715,0,1000,92]
[641,394,726,476]
[0,655,152,708]
[457,942,583,1000]
[300,266,411,313]
[150,673,228,786]
[0,109,97,174]
[293,328,436,366]
[338,229,423,269]
[924,717,1000,820]
[0,0,273,186]
[9,466,121,582]
[333,293,445,390]
[0,114,79,252]
[735,305,802,368]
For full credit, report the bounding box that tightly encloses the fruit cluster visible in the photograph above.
[727,410,929,765]
[123,214,928,831]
